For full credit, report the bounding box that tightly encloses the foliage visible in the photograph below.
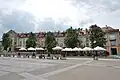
[45,32,57,52]
[0,42,3,52]
[2,33,11,50]
[64,27,81,48]
[26,32,36,48]
[89,24,106,48]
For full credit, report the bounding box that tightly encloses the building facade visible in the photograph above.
[55,32,66,47]
[6,29,90,51]
[102,26,120,55]
[78,29,90,48]
[4,26,120,55]
[7,30,18,51]
[78,35,90,48]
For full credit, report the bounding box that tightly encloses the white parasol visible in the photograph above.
[62,48,73,51]
[83,47,93,51]
[27,47,36,51]
[19,47,26,51]
[52,46,63,50]
[35,47,44,50]
[94,46,106,51]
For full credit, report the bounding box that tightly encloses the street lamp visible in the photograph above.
[93,41,96,44]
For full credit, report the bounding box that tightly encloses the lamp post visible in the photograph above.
[93,41,96,44]
[93,40,98,60]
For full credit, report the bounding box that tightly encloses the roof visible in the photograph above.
[102,26,119,33]
[17,33,30,38]
[7,30,17,34]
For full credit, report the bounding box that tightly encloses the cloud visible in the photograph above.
[0,0,120,40]
[0,10,69,39]
[79,19,94,27]
[35,17,69,32]
[0,10,36,33]
[70,0,120,16]
[0,0,79,35]
[0,0,97,35]
[92,9,120,28]
[70,0,120,28]
[0,0,26,9]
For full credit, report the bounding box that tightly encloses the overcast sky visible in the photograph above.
[0,0,120,38]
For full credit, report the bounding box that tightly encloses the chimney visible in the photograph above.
[105,25,109,29]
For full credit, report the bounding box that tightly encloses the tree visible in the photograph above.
[0,45,2,52]
[2,33,11,51]
[89,24,106,48]
[0,41,3,52]
[26,32,36,48]
[45,32,57,53]
[85,28,89,34]
[64,27,81,48]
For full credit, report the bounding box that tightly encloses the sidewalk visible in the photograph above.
[67,57,120,61]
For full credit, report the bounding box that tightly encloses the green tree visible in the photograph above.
[89,24,106,48]
[0,41,3,52]
[45,32,57,53]
[26,32,36,48]
[2,33,11,50]
[64,27,81,48]
[0,46,2,52]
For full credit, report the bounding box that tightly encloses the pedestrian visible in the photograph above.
[93,51,98,60]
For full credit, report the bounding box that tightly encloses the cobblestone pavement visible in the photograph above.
[0,57,120,80]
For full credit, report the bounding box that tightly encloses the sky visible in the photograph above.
[0,0,120,39]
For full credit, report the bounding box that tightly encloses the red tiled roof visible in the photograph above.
[18,33,30,38]
[37,32,45,38]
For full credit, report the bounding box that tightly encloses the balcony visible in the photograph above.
[110,39,116,41]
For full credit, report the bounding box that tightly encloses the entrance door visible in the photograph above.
[111,48,117,55]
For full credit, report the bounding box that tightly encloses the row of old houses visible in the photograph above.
[2,25,120,55]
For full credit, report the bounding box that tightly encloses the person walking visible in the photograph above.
[93,51,98,60]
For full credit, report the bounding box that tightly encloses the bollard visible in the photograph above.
[15,55,17,58]
[1,55,3,57]
[36,56,39,59]
[21,55,23,58]
[12,55,14,57]
[11,55,13,57]
[29,55,32,58]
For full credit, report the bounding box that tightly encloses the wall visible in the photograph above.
[105,32,120,55]
[56,37,65,47]
[17,38,28,48]
[78,35,90,48]
[36,37,45,47]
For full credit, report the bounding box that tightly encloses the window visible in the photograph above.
[109,34,116,40]
[105,35,108,38]
[20,41,22,46]
[14,41,16,45]
[86,40,89,46]
[23,39,26,45]
[59,43,63,47]
[111,41,116,46]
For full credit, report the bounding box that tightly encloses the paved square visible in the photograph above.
[0,57,120,80]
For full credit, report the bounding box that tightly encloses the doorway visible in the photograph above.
[111,48,117,55]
